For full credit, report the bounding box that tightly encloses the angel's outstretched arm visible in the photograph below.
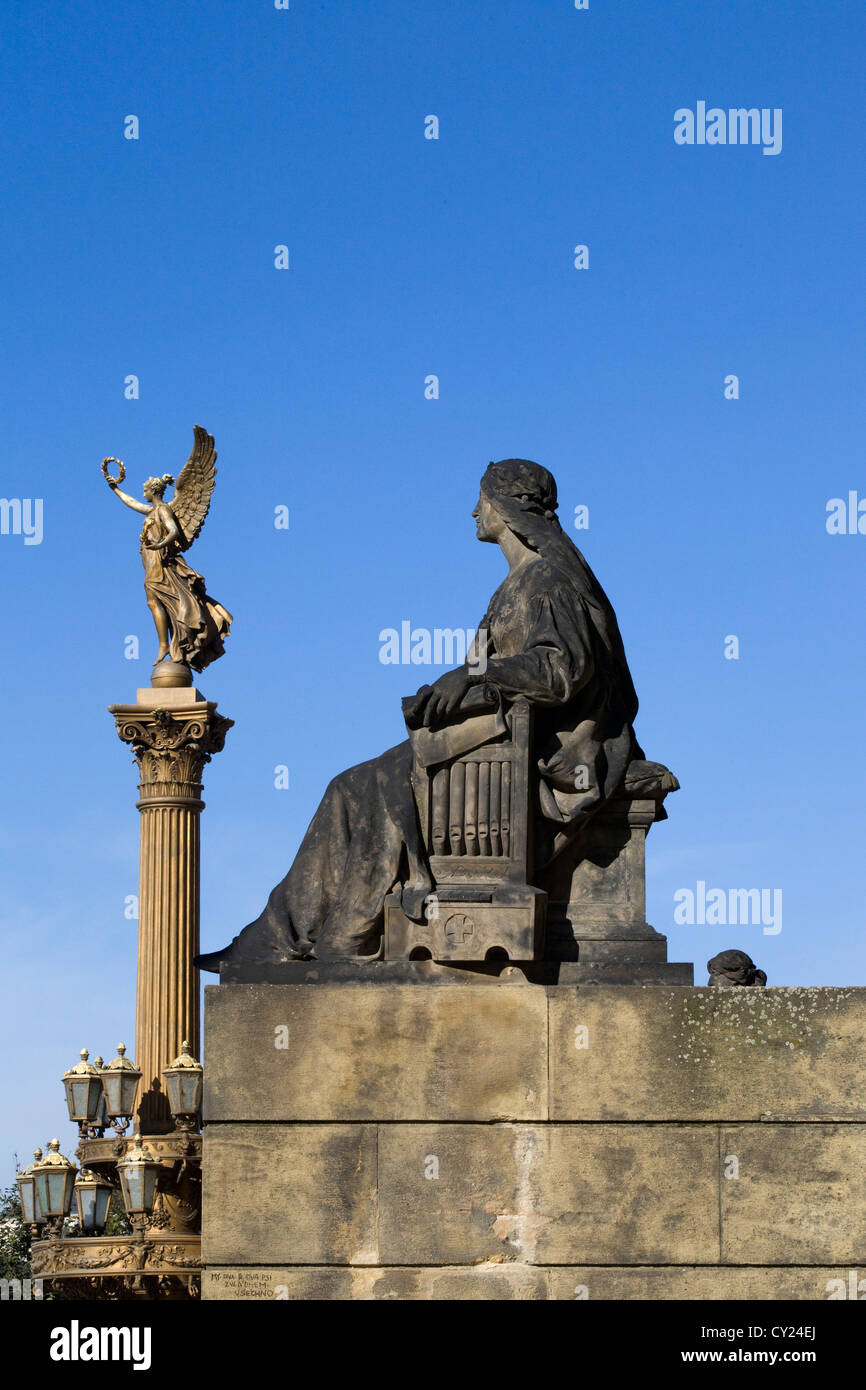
[108,483,150,515]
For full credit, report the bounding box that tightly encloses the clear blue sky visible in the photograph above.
[2,0,865,1171]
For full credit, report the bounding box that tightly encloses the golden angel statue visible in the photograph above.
[103,426,232,681]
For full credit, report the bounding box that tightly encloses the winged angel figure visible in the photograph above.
[104,426,232,674]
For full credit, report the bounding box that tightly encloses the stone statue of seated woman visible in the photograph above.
[195,458,677,970]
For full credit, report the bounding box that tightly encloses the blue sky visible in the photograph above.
[2,0,865,1170]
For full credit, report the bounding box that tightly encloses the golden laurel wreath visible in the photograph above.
[101,456,126,486]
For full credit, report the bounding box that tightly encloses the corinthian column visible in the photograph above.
[109,690,232,1133]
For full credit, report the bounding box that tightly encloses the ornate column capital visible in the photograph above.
[109,702,233,808]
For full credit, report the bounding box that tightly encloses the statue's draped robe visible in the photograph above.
[228,551,641,961]
[141,506,232,673]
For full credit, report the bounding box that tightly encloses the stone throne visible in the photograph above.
[385,688,545,962]
[383,686,688,982]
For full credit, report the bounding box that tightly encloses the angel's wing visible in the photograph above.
[171,425,218,550]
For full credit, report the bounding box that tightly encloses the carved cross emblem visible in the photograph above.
[444,913,475,944]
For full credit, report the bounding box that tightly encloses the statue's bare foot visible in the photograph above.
[154,649,169,665]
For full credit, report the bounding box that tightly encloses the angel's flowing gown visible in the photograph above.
[141,508,232,672]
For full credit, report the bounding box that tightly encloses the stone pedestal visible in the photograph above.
[110,688,232,1132]
[201,980,866,1300]
[538,795,690,981]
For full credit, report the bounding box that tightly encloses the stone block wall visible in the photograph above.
[201,983,866,1300]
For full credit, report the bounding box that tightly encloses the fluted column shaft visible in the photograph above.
[110,697,232,1132]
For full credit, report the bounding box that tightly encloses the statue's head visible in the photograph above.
[707,949,767,987]
[474,459,558,546]
[143,473,175,502]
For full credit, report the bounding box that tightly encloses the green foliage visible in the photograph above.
[0,1182,31,1281]
[105,1191,132,1236]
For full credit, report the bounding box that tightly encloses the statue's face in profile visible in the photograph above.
[472,490,502,543]
[143,478,165,503]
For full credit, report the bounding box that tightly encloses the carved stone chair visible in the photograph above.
[384,687,684,978]
[384,690,545,962]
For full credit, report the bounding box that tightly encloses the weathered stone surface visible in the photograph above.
[204,1124,377,1265]
[377,1123,718,1266]
[721,1124,866,1264]
[377,1124,527,1265]
[203,1265,866,1301]
[202,984,866,1299]
[534,1125,718,1265]
[546,1266,866,1301]
[206,1120,866,1271]
[204,983,548,1121]
[550,987,866,1121]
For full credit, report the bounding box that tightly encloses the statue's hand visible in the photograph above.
[538,746,575,779]
[421,668,473,728]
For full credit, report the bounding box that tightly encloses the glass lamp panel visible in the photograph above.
[47,1172,64,1212]
[179,1071,202,1113]
[76,1187,97,1230]
[54,1170,74,1215]
[85,1077,103,1120]
[17,1175,36,1223]
[94,1186,112,1228]
[67,1077,103,1122]
[120,1162,158,1214]
[101,1073,122,1115]
[37,1170,69,1217]
[164,1073,182,1115]
[103,1071,138,1117]
[34,1173,50,1216]
[120,1167,144,1212]
[120,1073,140,1115]
[63,1081,78,1122]
[142,1165,158,1211]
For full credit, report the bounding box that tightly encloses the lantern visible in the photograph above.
[62,1048,104,1130]
[101,1043,141,1132]
[16,1148,43,1227]
[74,1168,115,1233]
[116,1138,160,1218]
[162,1041,203,1127]
[31,1139,77,1222]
